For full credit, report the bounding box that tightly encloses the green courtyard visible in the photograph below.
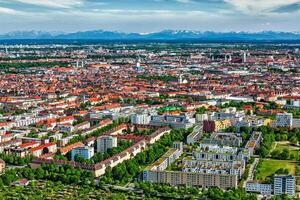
[254,159,299,183]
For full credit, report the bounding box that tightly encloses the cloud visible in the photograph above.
[12,0,83,8]
[0,6,24,14]
[224,0,300,14]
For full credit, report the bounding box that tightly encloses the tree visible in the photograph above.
[280,149,290,160]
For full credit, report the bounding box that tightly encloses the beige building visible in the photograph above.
[143,170,237,189]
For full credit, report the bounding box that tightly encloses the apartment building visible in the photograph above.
[131,113,151,125]
[71,146,94,160]
[245,181,272,195]
[97,135,117,153]
[203,119,231,133]
[143,170,237,189]
[276,113,293,127]
[273,175,296,197]
[150,114,195,129]
[283,96,300,110]
[203,132,242,147]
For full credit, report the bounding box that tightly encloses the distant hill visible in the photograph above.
[1,30,300,41]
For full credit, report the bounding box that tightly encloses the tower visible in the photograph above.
[136,56,142,73]
[243,51,247,63]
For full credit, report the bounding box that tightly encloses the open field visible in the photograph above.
[254,159,299,182]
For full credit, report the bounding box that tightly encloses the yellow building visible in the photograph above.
[215,119,231,132]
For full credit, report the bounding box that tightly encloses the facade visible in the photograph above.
[131,113,151,125]
[150,114,195,129]
[203,119,231,133]
[71,146,94,160]
[276,113,293,127]
[97,135,117,153]
[30,143,57,157]
[186,125,202,145]
[143,170,237,189]
[273,175,296,197]
[283,96,300,110]
[245,181,272,195]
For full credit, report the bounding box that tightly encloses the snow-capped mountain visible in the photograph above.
[1,30,300,41]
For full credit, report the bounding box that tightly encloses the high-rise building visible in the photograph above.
[71,146,94,160]
[97,135,117,153]
[273,175,296,197]
[131,113,151,125]
[243,51,247,63]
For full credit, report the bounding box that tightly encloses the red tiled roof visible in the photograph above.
[59,142,84,154]
[30,142,56,152]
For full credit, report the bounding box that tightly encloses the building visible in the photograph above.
[186,125,202,145]
[202,132,242,147]
[195,114,208,122]
[203,119,231,133]
[0,159,5,173]
[283,96,300,110]
[245,132,262,155]
[131,113,151,125]
[97,135,117,153]
[143,170,237,189]
[245,181,272,195]
[150,114,195,129]
[30,143,57,157]
[273,175,296,197]
[276,113,293,127]
[71,146,94,161]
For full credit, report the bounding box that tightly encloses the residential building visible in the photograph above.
[245,181,272,195]
[143,170,237,189]
[276,113,293,127]
[131,113,151,125]
[97,135,117,153]
[71,146,94,160]
[273,175,296,197]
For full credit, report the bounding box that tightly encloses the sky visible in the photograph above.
[0,0,300,33]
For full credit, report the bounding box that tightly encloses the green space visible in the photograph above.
[271,142,300,160]
[157,105,183,113]
[254,159,299,182]
[0,181,105,200]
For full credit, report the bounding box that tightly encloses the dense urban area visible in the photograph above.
[0,42,299,199]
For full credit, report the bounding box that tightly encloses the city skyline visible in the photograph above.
[0,0,300,33]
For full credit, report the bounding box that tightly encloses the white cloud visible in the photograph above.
[225,0,300,14]
[0,6,24,14]
[12,0,83,8]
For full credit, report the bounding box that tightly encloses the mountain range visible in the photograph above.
[1,30,300,41]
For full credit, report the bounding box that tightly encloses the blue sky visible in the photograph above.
[0,0,299,33]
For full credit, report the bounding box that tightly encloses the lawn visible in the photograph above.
[254,159,299,182]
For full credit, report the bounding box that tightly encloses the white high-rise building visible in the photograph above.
[243,51,247,63]
[276,113,293,127]
[273,175,296,197]
[131,113,151,125]
[97,135,117,153]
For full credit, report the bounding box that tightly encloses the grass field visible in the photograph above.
[254,159,299,182]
